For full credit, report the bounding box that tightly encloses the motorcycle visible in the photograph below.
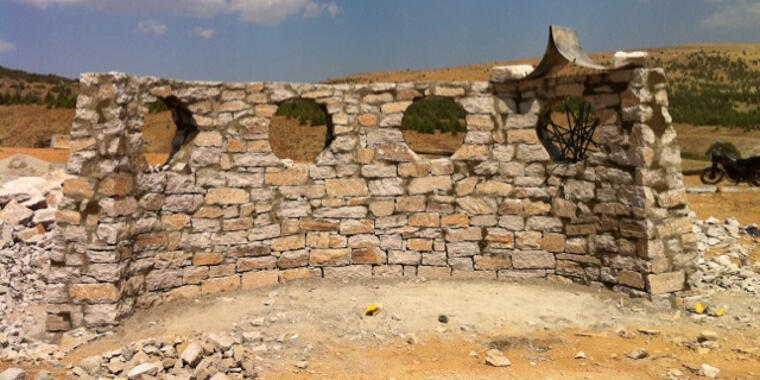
[700,146,760,186]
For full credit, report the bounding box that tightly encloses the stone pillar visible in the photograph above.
[47,73,140,331]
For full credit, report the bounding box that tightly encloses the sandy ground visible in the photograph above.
[5,279,755,379]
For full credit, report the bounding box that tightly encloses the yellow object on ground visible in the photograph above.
[365,304,381,316]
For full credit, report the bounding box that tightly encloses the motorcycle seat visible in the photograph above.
[737,156,760,167]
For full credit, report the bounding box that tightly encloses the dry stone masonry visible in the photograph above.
[47,64,698,331]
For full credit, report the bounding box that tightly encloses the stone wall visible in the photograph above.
[46,67,698,331]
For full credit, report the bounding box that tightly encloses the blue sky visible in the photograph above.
[0,0,758,82]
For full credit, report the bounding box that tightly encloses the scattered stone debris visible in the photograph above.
[690,216,760,294]
[699,363,721,378]
[574,351,586,359]
[626,348,649,360]
[0,172,69,363]
[438,314,449,324]
[484,349,511,367]
[70,333,258,379]
[0,368,26,380]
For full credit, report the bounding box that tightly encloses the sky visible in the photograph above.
[0,0,758,83]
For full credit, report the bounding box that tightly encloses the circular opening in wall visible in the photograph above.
[401,96,467,158]
[537,96,601,163]
[269,98,331,163]
[141,96,196,169]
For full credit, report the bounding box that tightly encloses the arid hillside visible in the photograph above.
[1,42,759,159]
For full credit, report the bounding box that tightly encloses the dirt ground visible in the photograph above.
[6,279,755,379]
[268,116,329,163]
[403,130,464,157]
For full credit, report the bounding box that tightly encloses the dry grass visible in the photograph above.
[268,115,328,162]
[403,130,464,157]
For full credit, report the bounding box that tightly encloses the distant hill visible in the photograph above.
[1,43,759,156]
[0,65,77,108]
[327,43,760,131]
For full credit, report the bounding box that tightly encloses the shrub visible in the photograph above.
[275,98,327,126]
[401,96,466,134]
[705,141,741,158]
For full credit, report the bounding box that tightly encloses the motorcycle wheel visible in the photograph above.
[700,167,725,185]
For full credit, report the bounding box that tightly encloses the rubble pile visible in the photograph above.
[0,172,67,362]
[690,216,760,294]
[70,333,258,379]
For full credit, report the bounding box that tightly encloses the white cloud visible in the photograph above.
[193,27,217,39]
[0,39,16,53]
[303,1,339,18]
[703,0,760,29]
[14,0,341,25]
[138,19,168,35]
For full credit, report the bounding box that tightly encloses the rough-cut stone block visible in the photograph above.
[441,214,469,227]
[474,255,512,270]
[451,145,489,161]
[445,227,483,241]
[310,248,351,266]
[98,173,134,197]
[340,219,374,235]
[280,267,321,282]
[70,283,120,304]
[325,178,369,197]
[647,271,685,294]
[277,249,309,269]
[541,233,566,252]
[63,178,95,198]
[272,234,305,251]
[237,256,276,271]
[457,197,497,215]
[512,250,555,269]
[409,213,440,227]
[408,176,452,194]
[201,275,240,294]
[265,166,309,186]
[447,242,480,257]
[205,188,249,204]
[352,248,386,265]
[388,250,421,265]
[242,270,279,289]
[417,266,451,280]
[193,252,224,266]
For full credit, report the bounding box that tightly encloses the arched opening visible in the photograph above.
[537,96,600,163]
[142,96,198,170]
[268,98,331,163]
[400,96,466,158]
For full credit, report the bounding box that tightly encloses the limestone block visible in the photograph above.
[325,178,369,197]
[388,250,421,265]
[277,249,309,269]
[456,196,497,215]
[491,65,534,81]
[70,283,120,304]
[264,166,309,185]
[352,247,386,265]
[340,219,374,235]
[310,248,351,266]
[368,178,405,196]
[241,270,279,289]
[647,271,685,294]
[612,51,648,69]
[512,250,555,269]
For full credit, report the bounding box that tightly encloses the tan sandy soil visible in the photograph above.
[5,279,758,379]
[268,116,328,163]
[0,105,74,148]
[402,130,464,157]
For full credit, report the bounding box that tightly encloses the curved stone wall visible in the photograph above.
[46,67,697,331]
